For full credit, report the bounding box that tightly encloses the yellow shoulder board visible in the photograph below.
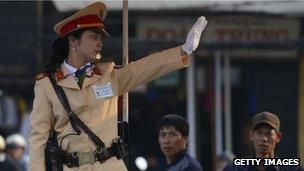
[35,72,47,81]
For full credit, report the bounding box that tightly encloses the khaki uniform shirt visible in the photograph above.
[29,46,189,171]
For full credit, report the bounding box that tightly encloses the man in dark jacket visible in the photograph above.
[224,111,303,171]
[157,114,203,171]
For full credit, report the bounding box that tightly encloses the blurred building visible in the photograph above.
[0,1,303,171]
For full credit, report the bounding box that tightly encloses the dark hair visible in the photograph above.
[156,114,189,137]
[50,28,87,64]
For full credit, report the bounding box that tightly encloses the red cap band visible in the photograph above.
[59,15,104,37]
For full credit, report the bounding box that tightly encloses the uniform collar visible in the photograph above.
[57,62,103,90]
[63,60,91,76]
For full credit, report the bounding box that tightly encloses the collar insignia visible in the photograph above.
[92,66,102,75]
[55,70,64,82]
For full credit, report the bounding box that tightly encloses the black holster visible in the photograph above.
[117,121,130,168]
[45,130,63,171]
[112,137,129,160]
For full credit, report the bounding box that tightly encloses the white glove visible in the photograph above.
[182,16,208,54]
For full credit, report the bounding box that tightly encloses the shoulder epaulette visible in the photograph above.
[114,65,123,69]
[35,71,47,81]
[92,58,116,65]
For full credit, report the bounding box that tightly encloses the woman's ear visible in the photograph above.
[68,36,77,44]
[68,36,79,51]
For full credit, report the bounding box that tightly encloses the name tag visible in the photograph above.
[92,83,113,99]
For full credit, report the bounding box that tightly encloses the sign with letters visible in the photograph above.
[137,16,300,58]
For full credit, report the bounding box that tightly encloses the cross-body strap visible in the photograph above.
[44,63,106,148]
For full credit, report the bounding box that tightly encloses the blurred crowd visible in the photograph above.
[0,134,28,171]
[0,95,30,171]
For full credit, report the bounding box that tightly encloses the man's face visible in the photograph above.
[8,147,24,160]
[250,123,281,157]
[158,126,187,158]
[73,29,103,61]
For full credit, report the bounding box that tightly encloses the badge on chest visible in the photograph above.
[92,83,113,99]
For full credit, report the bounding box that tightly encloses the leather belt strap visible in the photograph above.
[44,62,128,168]
[45,63,106,148]
[61,146,115,168]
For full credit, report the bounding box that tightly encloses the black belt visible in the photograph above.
[61,146,115,168]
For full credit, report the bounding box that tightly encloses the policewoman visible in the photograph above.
[29,2,208,171]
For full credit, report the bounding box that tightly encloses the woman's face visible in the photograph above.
[72,29,103,61]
